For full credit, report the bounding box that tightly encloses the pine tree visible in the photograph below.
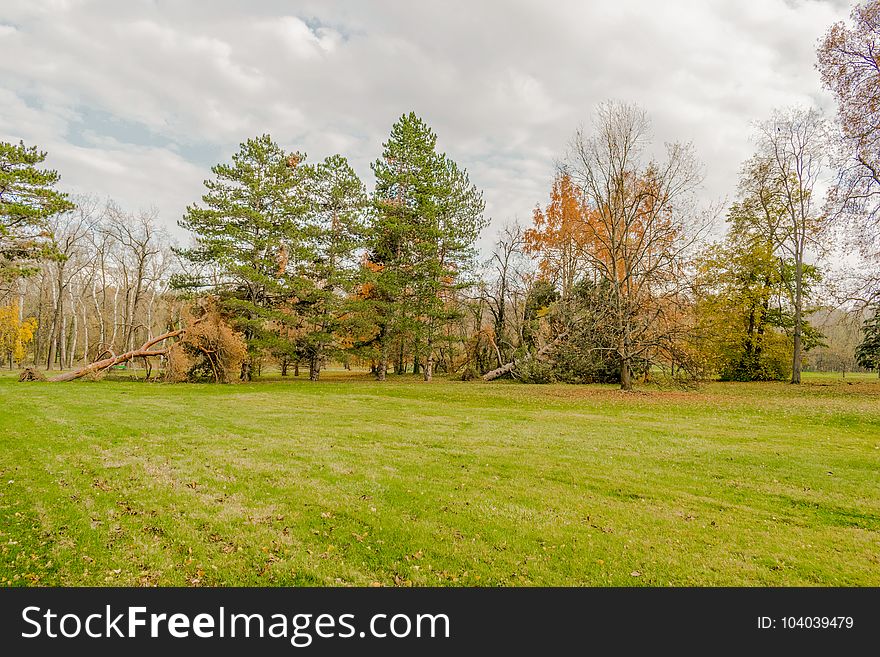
[856,305,880,375]
[177,135,309,380]
[368,112,486,381]
[297,154,368,380]
[0,141,74,286]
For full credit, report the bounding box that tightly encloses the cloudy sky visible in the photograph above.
[0,0,852,250]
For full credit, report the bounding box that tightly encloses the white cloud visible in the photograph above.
[0,0,849,250]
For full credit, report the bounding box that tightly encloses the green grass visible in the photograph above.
[1,370,879,586]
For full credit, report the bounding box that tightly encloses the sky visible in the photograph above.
[0,0,853,251]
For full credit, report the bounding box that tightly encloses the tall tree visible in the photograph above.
[297,154,368,381]
[565,101,706,390]
[177,135,309,380]
[855,303,880,373]
[482,222,533,368]
[369,112,486,381]
[43,202,94,369]
[694,224,818,381]
[745,109,830,383]
[818,1,880,247]
[0,141,73,292]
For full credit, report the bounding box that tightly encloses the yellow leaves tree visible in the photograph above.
[0,304,37,368]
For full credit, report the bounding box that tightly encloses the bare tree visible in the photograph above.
[565,101,709,390]
[104,204,165,358]
[482,221,534,366]
[44,197,98,369]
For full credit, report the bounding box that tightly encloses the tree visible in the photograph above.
[564,101,707,390]
[104,203,165,359]
[818,1,880,250]
[743,109,830,383]
[368,112,486,381]
[539,279,621,384]
[524,173,592,299]
[0,141,74,291]
[481,222,534,369]
[43,201,94,370]
[855,304,880,373]
[297,154,368,380]
[694,229,802,381]
[177,135,309,380]
[0,304,37,368]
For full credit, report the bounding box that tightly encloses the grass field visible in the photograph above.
[1,370,878,586]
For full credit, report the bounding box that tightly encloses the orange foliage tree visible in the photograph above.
[524,173,592,298]
[566,101,707,389]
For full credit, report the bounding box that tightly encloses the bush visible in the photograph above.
[515,358,557,383]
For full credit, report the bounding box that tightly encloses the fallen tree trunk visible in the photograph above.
[47,329,185,382]
[481,332,568,381]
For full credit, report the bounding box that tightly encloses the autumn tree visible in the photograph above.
[694,220,821,381]
[564,101,707,390]
[177,135,310,380]
[0,304,37,368]
[368,112,486,381]
[524,173,592,299]
[818,0,880,259]
[0,141,73,291]
[740,109,830,383]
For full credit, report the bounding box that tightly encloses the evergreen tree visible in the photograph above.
[177,135,309,380]
[856,305,880,375]
[368,112,486,381]
[0,141,74,286]
[297,154,368,380]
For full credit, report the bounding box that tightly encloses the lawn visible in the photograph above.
[1,370,878,586]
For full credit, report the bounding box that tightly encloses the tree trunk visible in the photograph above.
[59,308,67,369]
[81,299,89,364]
[294,360,300,376]
[377,345,387,382]
[620,359,632,391]
[412,337,421,375]
[618,329,634,391]
[396,341,405,374]
[309,353,321,381]
[281,358,289,377]
[791,258,803,384]
[68,289,78,369]
[92,279,104,350]
[46,328,184,382]
[110,286,119,353]
[240,361,252,382]
[423,339,433,382]
[46,281,59,370]
[482,333,567,381]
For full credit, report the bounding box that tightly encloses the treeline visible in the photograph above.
[2,0,880,387]
[5,198,174,372]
